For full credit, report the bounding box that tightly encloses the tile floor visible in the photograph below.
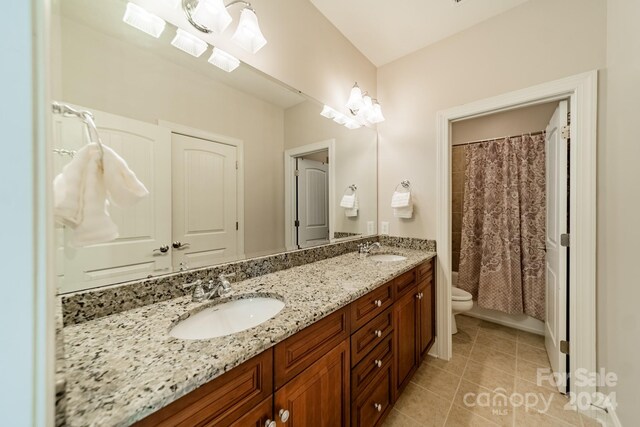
[383,315,602,427]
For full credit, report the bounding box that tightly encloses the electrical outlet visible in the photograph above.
[381,221,389,235]
[367,221,375,235]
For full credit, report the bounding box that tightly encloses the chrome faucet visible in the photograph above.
[184,273,235,302]
[358,241,381,256]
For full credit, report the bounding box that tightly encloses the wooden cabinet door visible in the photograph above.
[393,288,418,395]
[227,396,273,427]
[418,279,434,358]
[274,340,350,427]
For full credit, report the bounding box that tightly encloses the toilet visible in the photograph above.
[451,271,473,334]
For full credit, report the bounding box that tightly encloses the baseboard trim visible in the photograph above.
[606,404,623,427]
[463,302,545,335]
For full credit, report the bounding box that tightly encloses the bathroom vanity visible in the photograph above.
[59,243,435,426]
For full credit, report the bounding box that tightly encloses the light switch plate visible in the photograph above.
[381,221,389,235]
[367,221,375,235]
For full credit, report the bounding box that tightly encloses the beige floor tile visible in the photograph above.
[445,404,498,427]
[394,382,451,427]
[412,363,462,401]
[382,409,423,427]
[426,354,469,377]
[456,315,483,328]
[515,378,581,426]
[476,331,517,355]
[453,380,514,427]
[516,330,545,350]
[515,358,558,390]
[580,413,605,427]
[469,343,517,374]
[514,407,575,426]
[454,326,478,343]
[453,334,474,357]
[517,342,551,366]
[479,321,518,341]
[462,360,515,394]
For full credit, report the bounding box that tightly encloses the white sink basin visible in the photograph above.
[170,297,285,340]
[368,254,407,262]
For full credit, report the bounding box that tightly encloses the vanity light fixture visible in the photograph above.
[320,105,337,119]
[123,3,166,38]
[345,82,385,124]
[208,47,240,72]
[182,0,267,53]
[163,0,182,8]
[171,28,209,57]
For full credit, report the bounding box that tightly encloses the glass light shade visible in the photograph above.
[163,0,181,8]
[333,113,348,125]
[346,83,364,111]
[370,102,385,123]
[171,29,208,57]
[320,105,337,119]
[192,0,232,34]
[232,8,267,53]
[123,3,166,38]
[344,119,362,130]
[208,48,240,72]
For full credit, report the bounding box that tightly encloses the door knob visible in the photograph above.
[153,245,169,253]
[278,409,290,422]
[172,241,191,249]
[265,420,276,427]
[374,403,382,412]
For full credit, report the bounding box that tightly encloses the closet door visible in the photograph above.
[58,106,172,293]
[171,133,238,270]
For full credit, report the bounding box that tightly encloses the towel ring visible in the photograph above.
[394,180,411,192]
[345,184,357,193]
[52,102,105,161]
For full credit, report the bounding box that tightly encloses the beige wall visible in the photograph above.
[284,100,378,236]
[58,17,286,257]
[598,0,640,423]
[377,0,606,239]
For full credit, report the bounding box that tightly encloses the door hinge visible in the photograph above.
[236,221,239,230]
[560,340,570,355]
[560,233,570,247]
[561,125,570,139]
[294,220,300,227]
[294,169,299,177]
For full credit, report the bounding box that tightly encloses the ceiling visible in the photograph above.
[309,0,531,66]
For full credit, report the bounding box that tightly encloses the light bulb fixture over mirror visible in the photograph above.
[345,82,384,125]
[182,0,267,53]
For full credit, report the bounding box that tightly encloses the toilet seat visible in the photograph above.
[451,286,472,302]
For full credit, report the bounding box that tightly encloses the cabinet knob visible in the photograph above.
[374,359,382,368]
[265,420,276,427]
[374,299,382,307]
[374,403,382,412]
[279,409,290,423]
[374,330,382,338]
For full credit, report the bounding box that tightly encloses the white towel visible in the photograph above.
[345,197,359,217]
[54,143,148,247]
[340,193,357,208]
[393,199,413,219]
[391,191,411,208]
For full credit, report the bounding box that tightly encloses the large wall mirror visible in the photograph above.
[52,0,378,294]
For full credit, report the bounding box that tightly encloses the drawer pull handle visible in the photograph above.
[374,299,382,307]
[279,409,290,422]
[374,359,382,368]
[374,330,382,338]
[374,403,382,412]
[265,420,276,427]
[416,292,423,300]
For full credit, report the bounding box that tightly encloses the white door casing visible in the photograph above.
[296,158,329,248]
[545,100,569,393]
[171,133,238,269]
[59,107,172,293]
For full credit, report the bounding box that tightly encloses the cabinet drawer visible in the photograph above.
[351,365,393,427]
[351,308,393,367]
[351,281,393,331]
[275,307,350,388]
[416,260,433,282]
[394,269,417,297]
[351,333,393,399]
[227,396,272,427]
[135,350,273,427]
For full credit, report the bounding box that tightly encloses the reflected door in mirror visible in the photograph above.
[296,158,329,248]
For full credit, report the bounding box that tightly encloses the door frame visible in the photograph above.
[434,71,597,404]
[158,120,245,259]
[284,140,336,251]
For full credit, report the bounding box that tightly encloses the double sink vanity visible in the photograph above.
[58,240,436,426]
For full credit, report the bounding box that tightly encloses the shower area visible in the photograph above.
[451,101,563,333]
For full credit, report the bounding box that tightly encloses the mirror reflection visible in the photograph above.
[52,0,377,294]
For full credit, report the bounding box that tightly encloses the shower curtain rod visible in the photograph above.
[454,130,546,147]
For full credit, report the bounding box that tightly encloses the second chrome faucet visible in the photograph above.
[185,273,235,302]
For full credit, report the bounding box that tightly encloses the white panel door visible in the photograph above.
[297,158,329,248]
[172,133,238,270]
[544,100,569,394]
[59,107,172,293]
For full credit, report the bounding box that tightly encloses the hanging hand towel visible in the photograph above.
[340,193,356,208]
[345,196,359,217]
[393,199,413,219]
[391,191,411,208]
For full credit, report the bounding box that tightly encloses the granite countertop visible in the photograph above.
[63,247,436,426]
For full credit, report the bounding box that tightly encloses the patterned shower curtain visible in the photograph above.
[457,134,546,320]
